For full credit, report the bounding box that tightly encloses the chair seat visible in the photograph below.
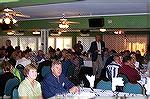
[117,73,129,84]
[123,82,143,94]
[41,66,50,77]
[4,77,20,96]
[12,87,19,99]
[106,64,119,81]
[96,80,112,90]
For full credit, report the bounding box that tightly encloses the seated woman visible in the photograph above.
[18,63,42,99]
[8,58,22,82]
[0,61,14,96]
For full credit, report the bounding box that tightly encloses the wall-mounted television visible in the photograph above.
[89,18,104,27]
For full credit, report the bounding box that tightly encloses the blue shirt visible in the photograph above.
[41,73,74,98]
[62,60,70,77]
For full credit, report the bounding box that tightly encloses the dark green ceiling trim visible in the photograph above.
[0,0,77,8]
[15,14,150,30]
[105,15,150,28]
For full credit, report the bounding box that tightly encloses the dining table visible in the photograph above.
[49,87,143,99]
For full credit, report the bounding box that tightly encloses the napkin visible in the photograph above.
[144,77,150,95]
[79,92,95,99]
[86,75,95,88]
[112,77,124,91]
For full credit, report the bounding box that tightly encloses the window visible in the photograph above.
[77,37,95,52]
[20,36,37,51]
[56,37,72,50]
[48,37,55,49]
[103,34,148,55]
[7,36,18,47]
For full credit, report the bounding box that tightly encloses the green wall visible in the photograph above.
[105,15,149,28]
[15,14,150,30]
[0,14,149,36]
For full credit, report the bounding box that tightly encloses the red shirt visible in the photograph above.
[119,64,141,84]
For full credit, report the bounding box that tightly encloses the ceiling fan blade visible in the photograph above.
[15,13,30,18]
[67,21,80,24]
[3,8,13,12]
[49,21,60,23]
[60,18,67,21]
[1,7,30,18]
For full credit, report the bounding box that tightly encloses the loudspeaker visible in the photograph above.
[89,18,104,27]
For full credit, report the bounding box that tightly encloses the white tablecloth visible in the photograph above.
[50,88,143,99]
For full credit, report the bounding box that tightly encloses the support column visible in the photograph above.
[41,29,49,53]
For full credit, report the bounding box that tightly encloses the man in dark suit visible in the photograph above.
[88,35,105,78]
[5,40,14,59]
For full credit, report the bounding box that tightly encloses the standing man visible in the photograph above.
[5,40,14,59]
[88,35,105,78]
[73,41,83,56]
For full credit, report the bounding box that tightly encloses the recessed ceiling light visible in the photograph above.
[100,28,106,32]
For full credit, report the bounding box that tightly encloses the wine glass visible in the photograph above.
[80,80,84,89]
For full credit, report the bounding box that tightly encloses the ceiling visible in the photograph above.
[1,0,149,21]
[0,0,149,33]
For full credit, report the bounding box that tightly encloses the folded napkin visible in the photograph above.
[112,77,124,91]
[144,77,150,95]
[86,75,95,88]
[79,92,95,98]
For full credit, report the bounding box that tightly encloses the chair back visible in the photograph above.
[18,70,25,81]
[106,65,119,81]
[123,82,143,94]
[96,80,112,90]
[0,67,2,75]
[4,77,20,96]
[41,66,50,77]
[117,73,129,84]
[16,64,24,72]
[11,86,19,99]
[16,64,25,81]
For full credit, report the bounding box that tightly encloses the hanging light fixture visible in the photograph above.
[0,16,17,24]
[32,31,40,35]
[58,31,62,35]
[114,30,124,34]
[100,28,106,32]
[0,8,29,25]
[12,19,17,24]
[0,10,17,24]
[7,30,15,35]
[4,17,11,24]
[59,24,69,29]
[0,19,3,23]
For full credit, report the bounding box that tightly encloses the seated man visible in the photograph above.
[118,56,141,84]
[41,60,79,98]
[106,54,122,80]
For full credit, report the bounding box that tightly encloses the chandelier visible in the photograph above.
[58,23,69,29]
[0,13,17,24]
[0,8,30,25]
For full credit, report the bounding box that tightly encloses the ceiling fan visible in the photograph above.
[49,14,79,29]
[0,7,30,18]
[0,7,30,24]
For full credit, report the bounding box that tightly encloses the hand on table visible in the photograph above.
[69,86,79,94]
